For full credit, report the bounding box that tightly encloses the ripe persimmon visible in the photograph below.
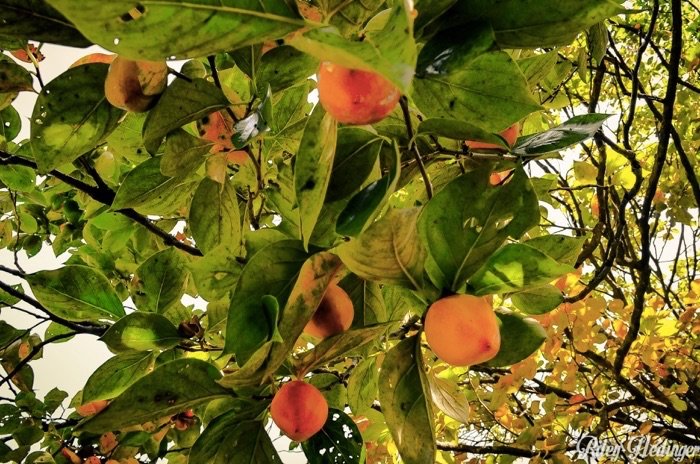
[466,123,519,151]
[104,56,168,112]
[424,294,501,366]
[317,61,401,125]
[270,380,328,441]
[304,283,354,339]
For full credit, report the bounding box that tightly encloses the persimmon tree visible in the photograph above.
[0,1,699,463]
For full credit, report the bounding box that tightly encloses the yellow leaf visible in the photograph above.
[639,420,653,434]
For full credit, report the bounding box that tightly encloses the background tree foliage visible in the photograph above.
[0,0,699,463]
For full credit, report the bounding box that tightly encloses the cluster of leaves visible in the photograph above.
[1,0,699,463]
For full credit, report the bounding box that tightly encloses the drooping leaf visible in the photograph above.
[418,166,539,291]
[99,312,181,353]
[77,359,231,433]
[347,357,379,415]
[341,274,387,326]
[523,234,587,267]
[0,1,90,47]
[287,0,417,92]
[142,78,231,154]
[45,0,305,61]
[189,412,280,464]
[160,129,209,178]
[190,178,242,255]
[512,114,611,156]
[449,0,624,48]
[0,59,33,93]
[378,335,435,464]
[293,324,391,375]
[510,285,564,315]
[484,311,546,367]
[132,248,189,314]
[224,240,308,364]
[111,156,199,214]
[256,45,319,93]
[30,64,124,172]
[326,127,383,203]
[82,351,157,402]
[427,373,470,424]
[417,118,504,145]
[294,105,337,249]
[467,243,574,295]
[188,244,244,301]
[412,25,541,133]
[0,163,35,192]
[336,140,401,237]
[302,409,365,464]
[26,265,125,322]
[262,251,342,378]
[0,104,21,141]
[337,208,425,289]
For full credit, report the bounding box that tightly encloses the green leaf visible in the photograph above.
[524,235,587,266]
[132,249,189,314]
[412,25,540,133]
[293,324,391,374]
[77,359,231,433]
[326,127,383,203]
[418,167,539,291]
[512,114,611,156]
[111,157,199,214]
[341,274,387,326]
[43,387,68,414]
[0,104,21,141]
[160,129,209,177]
[189,244,244,301]
[347,357,378,415]
[82,351,157,402]
[0,321,24,350]
[46,0,305,61]
[0,1,90,47]
[30,64,124,172]
[189,412,279,464]
[302,409,365,464]
[518,51,559,88]
[378,335,435,464]
[257,45,319,93]
[99,312,181,352]
[468,243,574,295]
[0,59,33,93]
[510,285,564,315]
[43,322,75,343]
[336,140,401,237]
[27,265,125,322]
[0,163,35,192]
[142,78,231,154]
[417,118,504,145]
[224,240,308,364]
[294,105,337,249]
[484,311,546,367]
[427,373,470,424]
[337,208,425,289]
[457,0,624,48]
[288,0,417,92]
[262,251,342,377]
[190,178,242,255]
